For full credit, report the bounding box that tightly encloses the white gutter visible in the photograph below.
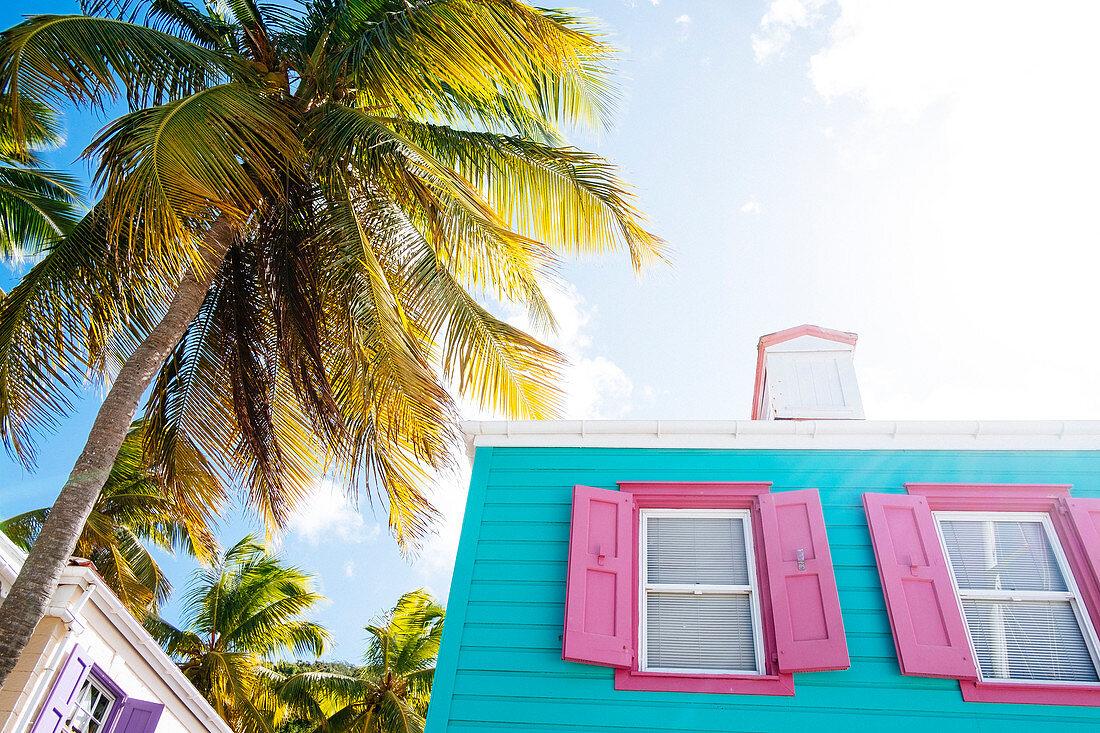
[461,419,1100,459]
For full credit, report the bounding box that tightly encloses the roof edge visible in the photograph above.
[461,419,1100,460]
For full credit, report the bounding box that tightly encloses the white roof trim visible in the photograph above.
[0,533,233,733]
[461,420,1100,459]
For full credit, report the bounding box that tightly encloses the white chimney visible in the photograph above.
[751,325,865,420]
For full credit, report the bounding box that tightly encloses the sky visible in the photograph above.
[4,0,1100,659]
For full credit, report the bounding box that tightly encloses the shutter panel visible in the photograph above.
[562,485,634,667]
[758,489,850,672]
[30,645,93,733]
[1064,497,1100,593]
[114,699,164,733]
[863,493,977,679]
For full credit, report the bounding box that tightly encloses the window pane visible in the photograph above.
[940,519,1067,592]
[963,600,1098,682]
[90,691,111,720]
[646,516,748,585]
[646,593,756,672]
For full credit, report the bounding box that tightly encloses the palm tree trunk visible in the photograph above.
[0,218,237,687]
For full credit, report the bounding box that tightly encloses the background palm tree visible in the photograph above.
[1,420,223,615]
[0,99,81,259]
[278,590,443,733]
[146,536,329,733]
[0,0,664,683]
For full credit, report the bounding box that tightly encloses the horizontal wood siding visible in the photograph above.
[425,448,1100,732]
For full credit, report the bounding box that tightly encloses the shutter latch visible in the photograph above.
[596,544,606,566]
[796,548,806,572]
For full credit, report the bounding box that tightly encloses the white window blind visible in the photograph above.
[640,511,763,675]
[937,514,1100,684]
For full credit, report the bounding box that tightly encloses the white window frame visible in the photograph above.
[638,508,766,676]
[933,510,1100,686]
[64,675,117,733]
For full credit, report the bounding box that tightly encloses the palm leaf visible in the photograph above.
[0,15,231,142]
[0,166,82,257]
[1,420,223,614]
[88,82,303,269]
[325,0,617,134]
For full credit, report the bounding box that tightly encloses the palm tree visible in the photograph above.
[0,0,664,683]
[278,591,443,733]
[1,421,223,615]
[146,536,329,733]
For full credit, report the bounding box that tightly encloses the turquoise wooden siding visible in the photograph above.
[426,447,1100,732]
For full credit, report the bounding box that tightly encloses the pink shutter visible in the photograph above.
[863,493,977,679]
[114,699,164,733]
[1064,497,1100,591]
[562,485,634,668]
[758,489,849,672]
[30,645,93,733]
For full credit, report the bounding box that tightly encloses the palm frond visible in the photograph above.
[0,166,82,257]
[0,14,231,142]
[81,0,238,49]
[88,82,303,270]
[1,420,222,614]
[384,120,667,271]
[0,207,176,463]
[326,0,617,135]
[309,104,559,330]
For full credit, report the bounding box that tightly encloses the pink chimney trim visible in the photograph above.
[751,325,859,420]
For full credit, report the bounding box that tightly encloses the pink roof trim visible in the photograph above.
[750,325,859,420]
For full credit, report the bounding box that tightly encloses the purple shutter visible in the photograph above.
[863,492,977,679]
[562,485,635,667]
[114,699,164,733]
[758,489,850,672]
[30,645,93,733]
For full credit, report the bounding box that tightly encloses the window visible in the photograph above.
[29,645,165,733]
[936,512,1100,685]
[65,677,117,733]
[864,484,1100,706]
[562,482,849,695]
[640,510,764,675]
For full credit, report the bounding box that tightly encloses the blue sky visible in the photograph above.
[4,0,1100,659]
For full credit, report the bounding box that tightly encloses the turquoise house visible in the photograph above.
[425,327,1100,731]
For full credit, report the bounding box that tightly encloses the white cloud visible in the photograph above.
[343,560,355,578]
[542,284,638,419]
[752,0,825,62]
[675,14,691,40]
[290,479,382,546]
[740,200,761,215]
[753,1,1100,420]
[650,0,659,4]
[490,283,643,420]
